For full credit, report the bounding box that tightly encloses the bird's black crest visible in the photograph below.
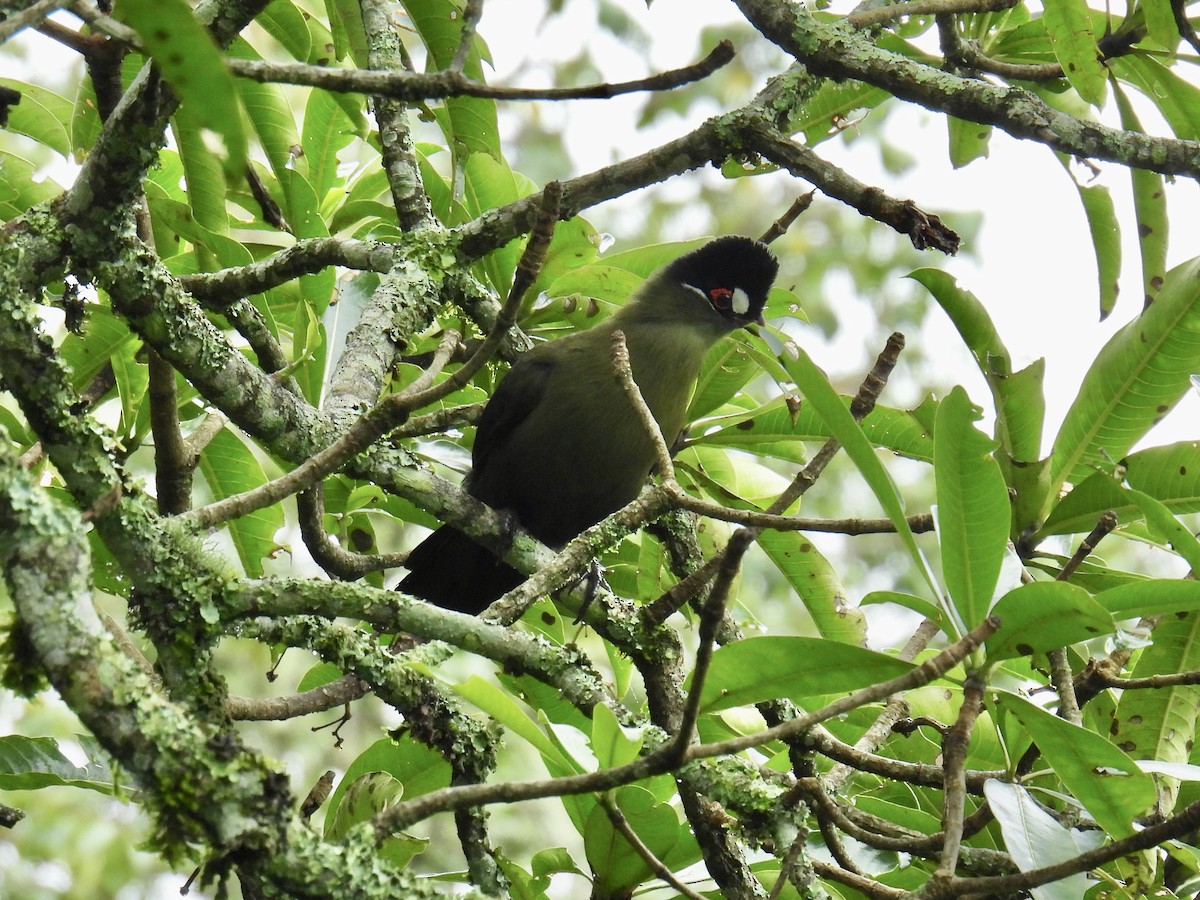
[664,236,779,311]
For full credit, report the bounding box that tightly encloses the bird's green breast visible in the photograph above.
[468,319,712,545]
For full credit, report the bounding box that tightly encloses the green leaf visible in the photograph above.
[693,395,934,463]
[324,770,404,841]
[935,386,1010,630]
[1140,0,1181,51]
[1113,54,1200,142]
[1113,611,1200,815]
[993,691,1155,837]
[114,0,247,171]
[985,780,1104,900]
[257,0,313,61]
[793,81,892,148]
[687,332,764,419]
[230,41,301,178]
[591,704,643,770]
[779,343,943,607]
[1049,255,1200,491]
[908,268,1010,367]
[452,675,579,772]
[171,103,230,238]
[196,428,284,577]
[59,305,135,390]
[585,786,692,896]
[0,150,64,218]
[862,590,945,625]
[324,0,370,66]
[1113,83,1169,309]
[696,637,915,714]
[296,661,344,692]
[947,115,991,168]
[1126,487,1200,571]
[0,80,72,158]
[1041,0,1106,106]
[757,530,868,645]
[996,361,1050,535]
[0,735,118,795]
[109,337,149,436]
[463,153,529,294]
[1126,441,1200,510]
[303,88,362,200]
[324,736,450,829]
[402,0,500,158]
[1046,441,1200,540]
[1057,153,1121,319]
[1098,580,1200,619]
[986,582,1114,661]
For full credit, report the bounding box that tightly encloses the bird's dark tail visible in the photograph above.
[398,525,524,615]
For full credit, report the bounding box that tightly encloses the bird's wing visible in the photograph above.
[468,354,555,481]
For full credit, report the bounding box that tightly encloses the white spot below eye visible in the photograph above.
[731,287,750,315]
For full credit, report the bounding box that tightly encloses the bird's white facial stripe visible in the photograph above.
[683,283,708,302]
[731,287,750,316]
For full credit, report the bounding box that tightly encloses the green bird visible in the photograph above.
[400,235,779,614]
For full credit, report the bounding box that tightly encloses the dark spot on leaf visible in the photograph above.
[1180,466,1187,476]
[736,420,755,430]
[1151,275,1164,290]
[799,542,812,552]
[1118,741,1136,752]
[540,611,557,625]
[1138,223,1152,238]
[1016,643,1033,655]
[153,29,170,41]
[1110,720,1119,735]
[1129,715,1142,725]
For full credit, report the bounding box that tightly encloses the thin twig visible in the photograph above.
[296,485,408,580]
[1046,512,1117,725]
[600,796,710,900]
[1174,0,1200,56]
[449,0,484,72]
[936,673,986,879]
[825,615,941,791]
[611,330,674,481]
[180,238,395,307]
[0,0,64,42]
[227,674,370,721]
[811,858,908,900]
[945,794,1200,896]
[371,617,996,836]
[226,41,736,102]
[758,192,814,245]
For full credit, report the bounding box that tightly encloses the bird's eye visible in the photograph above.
[708,287,733,310]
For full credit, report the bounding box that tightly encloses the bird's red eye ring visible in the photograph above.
[709,287,733,310]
